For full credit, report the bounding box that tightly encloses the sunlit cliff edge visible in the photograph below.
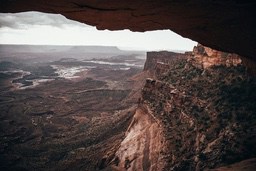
[106,44,256,171]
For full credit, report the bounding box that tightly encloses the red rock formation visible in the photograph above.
[114,48,255,170]
[0,0,256,61]
[144,51,187,77]
[113,106,166,171]
[140,56,256,170]
[144,45,244,77]
[192,44,242,69]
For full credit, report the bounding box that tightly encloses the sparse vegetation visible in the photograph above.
[0,50,144,171]
[142,58,256,170]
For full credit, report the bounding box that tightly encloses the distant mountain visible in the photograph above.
[0,44,145,62]
[0,44,124,54]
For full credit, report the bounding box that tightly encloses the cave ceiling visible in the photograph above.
[1,0,256,60]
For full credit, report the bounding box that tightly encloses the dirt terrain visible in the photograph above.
[0,45,145,171]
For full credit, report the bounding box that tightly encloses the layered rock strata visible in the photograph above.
[144,51,186,78]
[192,44,242,69]
[113,106,166,171]
[111,45,256,171]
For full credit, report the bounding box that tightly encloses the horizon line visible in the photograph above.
[0,43,192,52]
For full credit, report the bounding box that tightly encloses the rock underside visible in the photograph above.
[1,0,256,61]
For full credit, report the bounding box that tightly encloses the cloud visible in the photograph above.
[0,11,89,29]
[0,11,197,51]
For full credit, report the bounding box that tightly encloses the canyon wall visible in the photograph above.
[143,44,243,77]
[113,105,166,171]
[192,44,242,69]
[144,51,187,78]
[144,51,185,71]
[111,45,256,171]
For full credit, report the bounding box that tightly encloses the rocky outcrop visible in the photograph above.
[144,45,244,77]
[139,51,256,170]
[192,44,242,69]
[1,1,256,61]
[113,106,166,171]
[144,51,187,77]
[113,48,256,171]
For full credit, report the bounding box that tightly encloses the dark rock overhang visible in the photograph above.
[1,0,256,61]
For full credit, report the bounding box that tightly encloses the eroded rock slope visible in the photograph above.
[111,44,256,171]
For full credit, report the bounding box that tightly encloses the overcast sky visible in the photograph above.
[0,12,197,51]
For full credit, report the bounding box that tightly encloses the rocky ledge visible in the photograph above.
[110,45,256,171]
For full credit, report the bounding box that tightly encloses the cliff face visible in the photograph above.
[144,44,242,77]
[112,46,256,171]
[192,44,242,69]
[144,51,187,78]
[114,106,166,171]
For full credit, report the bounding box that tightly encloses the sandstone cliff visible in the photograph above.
[192,44,242,69]
[113,105,166,171]
[144,51,186,71]
[110,45,256,171]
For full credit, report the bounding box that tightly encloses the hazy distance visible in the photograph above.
[0,12,197,51]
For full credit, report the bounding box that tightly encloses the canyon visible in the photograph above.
[1,44,256,170]
[99,44,256,171]
[0,45,145,171]
[1,1,256,170]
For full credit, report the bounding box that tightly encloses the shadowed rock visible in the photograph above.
[1,0,256,61]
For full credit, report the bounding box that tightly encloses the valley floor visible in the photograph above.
[0,55,144,171]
